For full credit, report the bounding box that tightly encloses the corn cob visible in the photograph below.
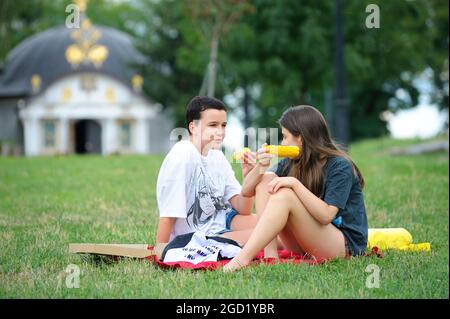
[232,147,251,161]
[264,145,300,158]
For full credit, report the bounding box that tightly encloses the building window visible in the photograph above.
[119,121,132,149]
[80,74,97,92]
[43,120,56,148]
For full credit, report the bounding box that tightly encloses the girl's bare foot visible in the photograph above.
[264,247,279,259]
[223,256,249,272]
[264,238,279,259]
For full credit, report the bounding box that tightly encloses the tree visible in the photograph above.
[222,0,337,135]
[0,0,68,66]
[0,0,143,66]
[221,0,448,140]
[2,0,447,141]
[426,0,449,117]
[132,0,204,130]
[184,0,254,97]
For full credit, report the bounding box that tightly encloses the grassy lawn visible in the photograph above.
[0,136,448,298]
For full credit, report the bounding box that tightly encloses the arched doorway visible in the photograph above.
[74,119,102,154]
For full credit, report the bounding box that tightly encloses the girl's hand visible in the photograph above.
[267,177,300,194]
[256,143,274,168]
[241,150,257,178]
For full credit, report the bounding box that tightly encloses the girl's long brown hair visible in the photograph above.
[279,105,365,196]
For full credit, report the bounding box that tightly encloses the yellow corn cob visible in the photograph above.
[232,147,251,161]
[264,145,300,158]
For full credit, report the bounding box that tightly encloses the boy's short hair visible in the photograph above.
[186,96,227,135]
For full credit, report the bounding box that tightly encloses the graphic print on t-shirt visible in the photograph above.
[186,165,230,230]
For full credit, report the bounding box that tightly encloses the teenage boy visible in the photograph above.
[155,96,263,255]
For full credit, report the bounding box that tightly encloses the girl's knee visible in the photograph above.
[261,173,277,184]
[271,187,296,201]
[256,174,276,192]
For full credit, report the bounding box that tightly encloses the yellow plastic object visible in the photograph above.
[232,147,251,161]
[368,228,431,252]
[264,145,300,158]
[399,243,431,252]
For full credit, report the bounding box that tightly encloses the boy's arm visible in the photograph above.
[156,217,176,243]
[240,147,275,197]
[241,163,274,197]
[230,163,274,214]
[154,217,176,259]
[229,194,253,215]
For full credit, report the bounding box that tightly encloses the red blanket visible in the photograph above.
[146,246,383,270]
[147,247,325,270]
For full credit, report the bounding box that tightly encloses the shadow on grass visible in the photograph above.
[79,254,146,267]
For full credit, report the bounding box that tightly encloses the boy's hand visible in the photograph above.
[241,151,256,178]
[154,243,168,260]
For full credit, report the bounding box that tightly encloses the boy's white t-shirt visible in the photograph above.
[156,140,242,241]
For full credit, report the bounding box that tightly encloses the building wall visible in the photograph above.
[18,73,171,156]
[0,99,20,144]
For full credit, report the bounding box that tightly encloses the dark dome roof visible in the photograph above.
[0,22,147,97]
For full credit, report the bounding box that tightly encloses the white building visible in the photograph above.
[0,14,172,156]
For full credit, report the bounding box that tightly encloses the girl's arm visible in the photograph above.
[292,182,338,225]
[268,177,338,225]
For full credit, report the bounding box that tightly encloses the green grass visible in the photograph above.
[0,136,448,298]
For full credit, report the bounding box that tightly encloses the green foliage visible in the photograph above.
[0,0,68,65]
[137,0,448,140]
[132,0,205,129]
[223,0,448,139]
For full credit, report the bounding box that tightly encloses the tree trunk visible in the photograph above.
[334,0,349,148]
[207,28,219,97]
[243,85,251,146]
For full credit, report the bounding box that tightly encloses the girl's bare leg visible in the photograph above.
[278,225,306,256]
[221,174,276,249]
[255,173,279,258]
[256,174,304,255]
[223,188,346,272]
